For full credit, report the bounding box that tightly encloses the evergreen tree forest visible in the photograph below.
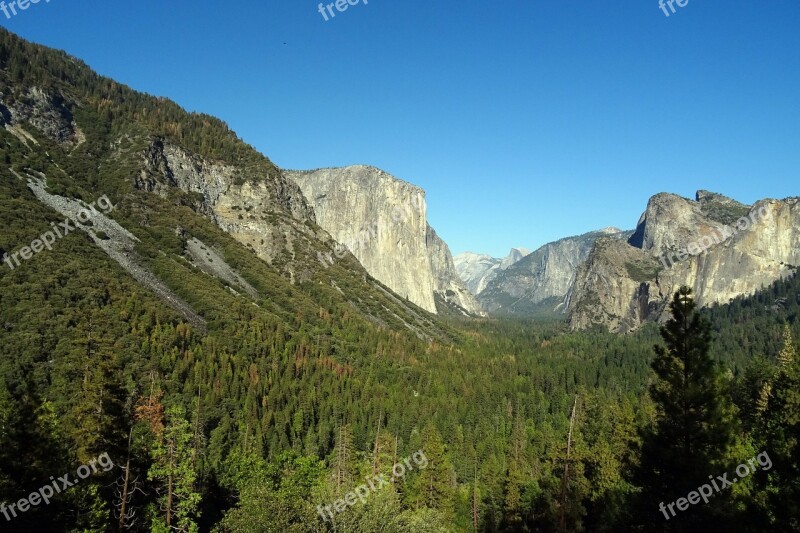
[1,28,799,531]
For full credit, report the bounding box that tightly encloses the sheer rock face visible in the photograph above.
[476,229,625,315]
[568,192,800,332]
[286,165,481,315]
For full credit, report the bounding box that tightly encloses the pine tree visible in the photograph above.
[761,323,800,529]
[503,401,527,529]
[634,287,738,531]
[558,395,579,532]
[148,405,201,533]
[777,323,795,369]
[755,382,772,415]
[410,424,455,517]
[65,316,127,464]
[471,462,481,532]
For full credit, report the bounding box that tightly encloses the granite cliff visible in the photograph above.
[285,166,482,315]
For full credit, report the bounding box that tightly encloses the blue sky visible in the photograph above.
[3,0,799,257]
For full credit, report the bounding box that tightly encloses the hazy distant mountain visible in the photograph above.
[475,228,627,315]
[453,248,531,296]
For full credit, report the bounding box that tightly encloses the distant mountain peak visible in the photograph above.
[596,227,623,235]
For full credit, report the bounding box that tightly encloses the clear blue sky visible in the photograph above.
[3,0,799,257]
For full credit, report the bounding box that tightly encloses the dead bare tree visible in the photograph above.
[559,395,579,533]
[113,427,146,531]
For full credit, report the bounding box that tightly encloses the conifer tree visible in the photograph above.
[503,402,527,528]
[148,405,201,533]
[777,323,795,369]
[332,424,356,493]
[761,323,800,529]
[410,424,455,517]
[634,287,738,530]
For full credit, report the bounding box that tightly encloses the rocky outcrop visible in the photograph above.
[628,191,750,254]
[476,228,625,315]
[0,86,81,146]
[286,165,482,315]
[139,139,325,282]
[568,192,800,332]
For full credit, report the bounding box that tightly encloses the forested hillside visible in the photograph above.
[1,28,798,532]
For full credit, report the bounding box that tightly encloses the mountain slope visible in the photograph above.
[0,28,451,341]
